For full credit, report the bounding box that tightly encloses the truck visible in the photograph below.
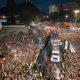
[50,39,62,62]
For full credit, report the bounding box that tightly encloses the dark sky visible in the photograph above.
[0,0,75,12]
[32,0,75,12]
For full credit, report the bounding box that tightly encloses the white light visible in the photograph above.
[74,10,80,14]
[3,58,6,61]
[14,54,17,60]
[47,16,49,18]
[64,9,68,10]
[65,15,69,18]
[74,9,80,23]
[3,16,6,18]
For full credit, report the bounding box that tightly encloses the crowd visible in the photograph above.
[0,31,47,80]
[0,26,80,80]
[63,52,80,80]
[59,32,80,80]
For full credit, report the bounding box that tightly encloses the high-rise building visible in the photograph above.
[49,4,60,14]
[49,2,80,14]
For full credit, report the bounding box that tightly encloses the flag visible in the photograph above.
[0,58,3,64]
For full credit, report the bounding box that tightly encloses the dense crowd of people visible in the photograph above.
[0,31,47,80]
[60,32,80,80]
[63,52,80,80]
[0,26,80,80]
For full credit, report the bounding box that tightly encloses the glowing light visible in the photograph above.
[65,15,69,18]
[74,9,80,14]
[3,15,6,18]
[74,9,80,23]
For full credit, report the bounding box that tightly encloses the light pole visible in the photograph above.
[74,9,80,23]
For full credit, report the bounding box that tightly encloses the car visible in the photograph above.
[51,50,61,62]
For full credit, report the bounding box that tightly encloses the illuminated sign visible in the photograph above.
[0,19,7,23]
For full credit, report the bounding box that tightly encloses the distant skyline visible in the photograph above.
[0,0,76,12]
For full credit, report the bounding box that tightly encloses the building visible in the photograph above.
[49,2,80,14]
[49,2,80,21]
[49,4,60,14]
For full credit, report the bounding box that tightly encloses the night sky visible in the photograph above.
[0,0,75,12]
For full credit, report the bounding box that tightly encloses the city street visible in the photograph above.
[0,23,80,80]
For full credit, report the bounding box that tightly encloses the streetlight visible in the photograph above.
[65,15,69,19]
[74,9,80,23]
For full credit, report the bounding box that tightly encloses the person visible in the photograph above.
[38,35,42,45]
[1,71,5,80]
[38,34,43,49]
[43,33,50,48]
[0,22,2,30]
[28,25,31,34]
